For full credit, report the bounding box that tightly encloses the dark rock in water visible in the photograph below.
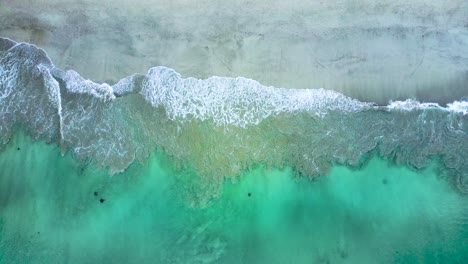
[94,191,98,196]
[248,192,251,197]
[100,198,105,203]
[17,147,20,150]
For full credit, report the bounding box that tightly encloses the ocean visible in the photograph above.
[0,37,467,263]
[1,131,467,263]
[1,1,468,262]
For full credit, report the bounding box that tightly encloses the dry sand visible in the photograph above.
[1,0,467,104]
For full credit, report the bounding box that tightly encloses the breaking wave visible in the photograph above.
[1,37,468,202]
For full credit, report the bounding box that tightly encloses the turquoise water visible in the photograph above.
[1,37,468,263]
[1,132,467,263]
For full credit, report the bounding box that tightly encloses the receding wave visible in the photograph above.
[1,37,468,203]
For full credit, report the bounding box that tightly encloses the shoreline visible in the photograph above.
[1,0,467,104]
[2,36,466,109]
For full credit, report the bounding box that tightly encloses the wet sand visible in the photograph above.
[2,2,468,262]
[1,0,467,103]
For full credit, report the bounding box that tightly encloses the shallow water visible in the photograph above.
[0,132,467,263]
[1,1,468,262]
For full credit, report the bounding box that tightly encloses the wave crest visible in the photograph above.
[1,37,468,204]
[141,66,371,126]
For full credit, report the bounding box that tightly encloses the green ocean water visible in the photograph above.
[0,132,467,263]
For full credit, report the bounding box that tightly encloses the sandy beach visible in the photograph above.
[1,0,467,104]
[2,2,468,263]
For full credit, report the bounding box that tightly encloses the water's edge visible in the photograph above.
[1,37,468,205]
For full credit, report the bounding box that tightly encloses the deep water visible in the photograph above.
[1,132,467,264]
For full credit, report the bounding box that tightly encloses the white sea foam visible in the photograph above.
[386,99,442,111]
[140,66,371,127]
[1,37,468,132]
[38,64,64,142]
[0,63,15,101]
[447,100,468,115]
[386,99,468,115]
[0,43,24,102]
[63,70,115,102]
[113,74,142,96]
[55,65,468,127]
